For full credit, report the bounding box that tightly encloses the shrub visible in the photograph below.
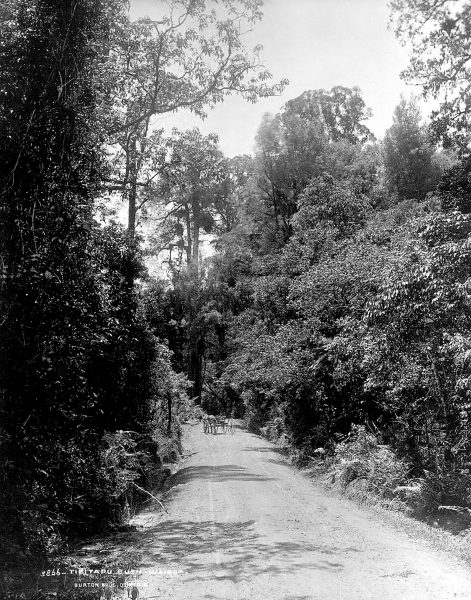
[242,391,270,432]
[409,470,471,516]
[260,415,285,443]
[331,425,409,497]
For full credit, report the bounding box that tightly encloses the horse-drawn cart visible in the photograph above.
[202,414,234,434]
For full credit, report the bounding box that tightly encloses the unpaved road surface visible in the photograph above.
[74,422,471,599]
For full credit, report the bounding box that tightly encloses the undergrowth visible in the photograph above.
[259,420,471,535]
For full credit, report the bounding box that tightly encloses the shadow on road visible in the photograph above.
[263,457,292,467]
[242,445,290,456]
[168,464,276,484]
[83,518,351,583]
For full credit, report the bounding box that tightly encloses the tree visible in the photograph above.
[254,112,298,243]
[104,0,288,236]
[283,86,374,145]
[390,0,471,147]
[364,207,471,474]
[0,0,187,558]
[0,0,119,554]
[159,128,229,271]
[253,87,374,243]
[143,130,235,401]
[383,96,440,201]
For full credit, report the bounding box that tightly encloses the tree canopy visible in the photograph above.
[391,0,471,146]
[383,96,440,200]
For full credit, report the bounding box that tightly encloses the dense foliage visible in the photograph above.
[0,0,180,560]
[4,0,471,564]
[0,0,282,561]
[145,74,471,519]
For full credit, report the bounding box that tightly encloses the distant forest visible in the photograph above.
[2,0,471,561]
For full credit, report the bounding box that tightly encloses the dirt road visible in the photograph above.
[69,421,471,600]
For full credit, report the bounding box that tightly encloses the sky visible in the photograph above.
[129,0,418,157]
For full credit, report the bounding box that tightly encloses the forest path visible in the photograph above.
[77,422,471,599]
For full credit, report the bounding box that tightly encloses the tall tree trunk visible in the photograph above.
[191,195,200,270]
[185,203,192,265]
[192,223,200,268]
[167,393,172,435]
[128,137,137,238]
[188,334,204,401]
[126,117,151,238]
